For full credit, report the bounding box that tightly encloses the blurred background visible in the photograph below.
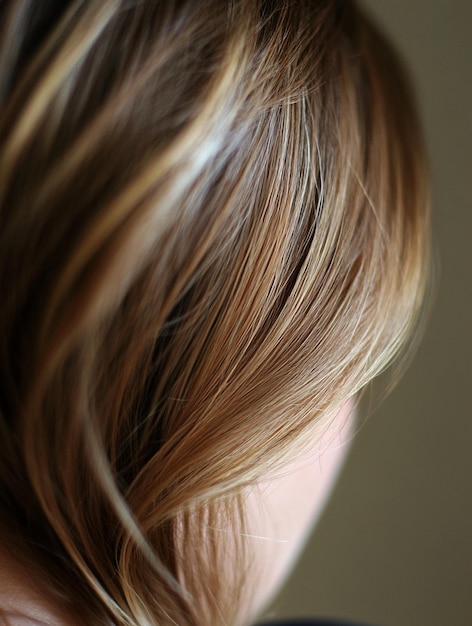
[265,1,472,625]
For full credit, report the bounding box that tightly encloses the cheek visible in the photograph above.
[245,398,355,616]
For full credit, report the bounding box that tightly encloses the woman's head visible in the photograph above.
[0,1,430,624]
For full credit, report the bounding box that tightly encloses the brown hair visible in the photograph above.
[0,1,430,624]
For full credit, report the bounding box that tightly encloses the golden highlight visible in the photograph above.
[0,1,430,625]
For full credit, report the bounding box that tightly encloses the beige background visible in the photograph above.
[265,1,472,625]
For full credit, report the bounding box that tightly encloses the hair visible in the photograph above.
[0,1,430,624]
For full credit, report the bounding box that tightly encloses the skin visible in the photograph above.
[0,552,78,626]
[0,401,354,625]
[246,399,355,616]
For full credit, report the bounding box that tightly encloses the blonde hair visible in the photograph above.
[0,1,430,624]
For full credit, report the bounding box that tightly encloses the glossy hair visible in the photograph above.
[0,1,430,624]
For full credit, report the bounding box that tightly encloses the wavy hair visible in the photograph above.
[0,1,430,624]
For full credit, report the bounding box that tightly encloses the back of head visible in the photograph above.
[0,1,430,624]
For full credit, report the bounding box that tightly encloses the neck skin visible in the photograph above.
[0,548,78,626]
[246,398,355,616]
